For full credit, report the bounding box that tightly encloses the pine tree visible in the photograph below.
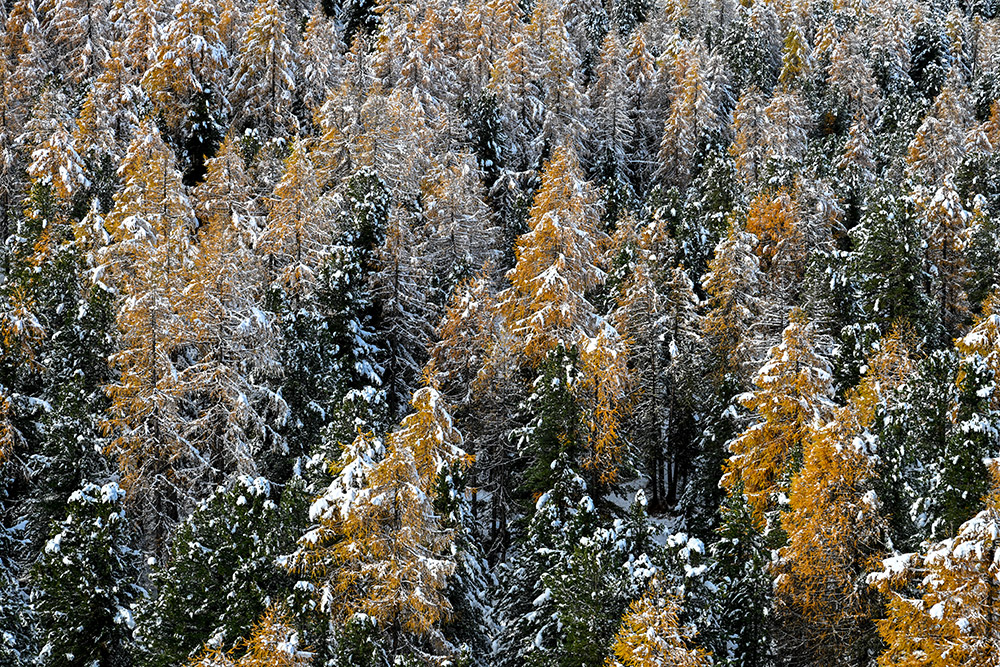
[138,476,307,666]
[29,482,143,667]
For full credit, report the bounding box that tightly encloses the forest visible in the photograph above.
[3,0,1000,664]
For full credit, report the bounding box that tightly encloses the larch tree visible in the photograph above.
[722,308,834,531]
[188,604,312,667]
[658,43,720,190]
[299,7,345,114]
[532,0,589,154]
[288,387,469,661]
[230,0,298,138]
[606,582,713,667]
[74,46,144,168]
[875,462,1000,667]
[906,71,972,190]
[119,0,162,78]
[487,28,543,173]
[418,153,499,299]
[919,178,972,345]
[575,326,633,491]
[182,164,284,482]
[624,29,658,192]
[500,145,607,363]
[701,218,763,387]
[612,222,702,508]
[141,0,229,160]
[370,204,434,418]
[774,329,914,664]
[258,139,329,300]
[729,86,770,192]
[100,119,199,557]
[742,190,807,339]
[47,0,109,84]
[590,31,633,195]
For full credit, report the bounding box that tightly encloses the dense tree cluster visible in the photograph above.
[4,0,1000,665]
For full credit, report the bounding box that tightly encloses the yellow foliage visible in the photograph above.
[876,464,1000,666]
[189,605,311,667]
[607,580,712,667]
[774,327,913,662]
[723,308,833,527]
[576,328,634,484]
[288,387,469,651]
[501,145,606,363]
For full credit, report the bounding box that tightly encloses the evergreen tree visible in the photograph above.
[138,476,307,666]
[30,482,143,667]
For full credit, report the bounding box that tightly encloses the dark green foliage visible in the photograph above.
[517,348,582,503]
[30,482,144,667]
[708,494,775,667]
[848,183,936,340]
[136,475,308,666]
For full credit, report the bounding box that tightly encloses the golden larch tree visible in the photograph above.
[875,462,1000,667]
[722,308,834,529]
[100,119,198,556]
[500,145,607,363]
[774,328,913,663]
[287,387,470,658]
[606,579,713,667]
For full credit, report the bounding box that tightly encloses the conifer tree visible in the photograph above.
[500,145,607,363]
[774,329,913,664]
[288,387,468,661]
[142,0,229,175]
[659,44,719,190]
[230,0,298,137]
[701,218,763,386]
[849,183,936,338]
[875,462,1000,666]
[29,482,143,667]
[139,476,307,666]
[48,0,109,84]
[100,120,199,556]
[188,604,312,667]
[607,579,712,667]
[722,308,834,530]
[259,139,329,299]
[488,28,543,173]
